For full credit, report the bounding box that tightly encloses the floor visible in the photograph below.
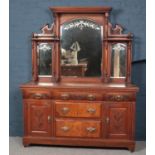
[9,137,146,155]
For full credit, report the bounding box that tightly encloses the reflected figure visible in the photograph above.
[60,19,102,77]
[61,41,81,65]
[70,41,81,64]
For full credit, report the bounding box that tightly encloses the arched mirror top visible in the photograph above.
[60,18,103,77]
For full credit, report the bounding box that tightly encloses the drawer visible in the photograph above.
[53,91,102,101]
[22,90,52,99]
[103,93,135,102]
[55,101,101,118]
[55,119,101,138]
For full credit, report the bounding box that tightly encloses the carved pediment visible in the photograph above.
[108,22,133,38]
[109,23,123,35]
[40,23,54,34]
[33,23,56,38]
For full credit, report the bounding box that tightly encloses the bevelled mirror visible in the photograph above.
[60,19,103,77]
[110,43,127,78]
[37,42,52,76]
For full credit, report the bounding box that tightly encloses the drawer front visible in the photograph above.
[53,91,102,101]
[22,90,52,99]
[55,102,101,118]
[103,93,135,102]
[56,119,101,138]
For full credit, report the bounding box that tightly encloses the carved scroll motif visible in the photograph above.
[40,23,54,34]
[108,23,124,35]
[33,23,55,37]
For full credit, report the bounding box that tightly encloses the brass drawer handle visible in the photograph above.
[87,94,96,101]
[32,93,44,99]
[61,126,70,132]
[86,127,96,133]
[87,108,96,114]
[61,93,70,100]
[61,107,70,114]
[115,95,123,101]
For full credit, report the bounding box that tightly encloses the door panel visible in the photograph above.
[106,102,131,139]
[26,100,52,137]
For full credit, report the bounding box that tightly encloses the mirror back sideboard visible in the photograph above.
[20,7,139,151]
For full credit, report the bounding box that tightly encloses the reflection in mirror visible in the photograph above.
[37,43,52,76]
[111,43,127,78]
[60,19,102,77]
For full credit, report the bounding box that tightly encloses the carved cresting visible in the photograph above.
[40,23,55,34]
[108,23,123,35]
[33,23,56,37]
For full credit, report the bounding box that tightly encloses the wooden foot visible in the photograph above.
[23,143,30,147]
[128,145,135,152]
[23,139,30,147]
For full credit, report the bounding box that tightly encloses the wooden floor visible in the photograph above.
[9,137,146,155]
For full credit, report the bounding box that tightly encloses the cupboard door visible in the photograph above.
[25,100,52,137]
[106,102,131,139]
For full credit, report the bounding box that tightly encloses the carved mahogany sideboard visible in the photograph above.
[20,7,139,151]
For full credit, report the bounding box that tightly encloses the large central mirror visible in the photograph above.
[60,19,103,77]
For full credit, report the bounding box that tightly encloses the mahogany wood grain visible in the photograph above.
[55,101,101,118]
[55,119,101,138]
[20,7,139,152]
[24,100,52,137]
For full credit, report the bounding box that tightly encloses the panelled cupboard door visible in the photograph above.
[25,100,52,137]
[106,102,132,139]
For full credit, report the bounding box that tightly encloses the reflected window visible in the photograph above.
[111,43,127,78]
[60,19,103,77]
[37,43,52,76]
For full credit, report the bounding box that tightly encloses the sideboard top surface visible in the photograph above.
[20,82,139,92]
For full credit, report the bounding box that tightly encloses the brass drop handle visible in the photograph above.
[106,117,110,123]
[87,108,96,114]
[87,94,96,101]
[33,93,43,99]
[115,95,123,101]
[86,127,96,133]
[61,126,70,132]
[61,107,70,114]
[47,116,51,123]
[61,93,70,100]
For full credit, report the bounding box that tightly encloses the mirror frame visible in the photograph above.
[31,31,59,82]
[31,7,133,84]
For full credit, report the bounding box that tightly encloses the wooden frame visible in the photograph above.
[32,24,59,82]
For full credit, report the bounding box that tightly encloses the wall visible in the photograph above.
[9,0,146,140]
